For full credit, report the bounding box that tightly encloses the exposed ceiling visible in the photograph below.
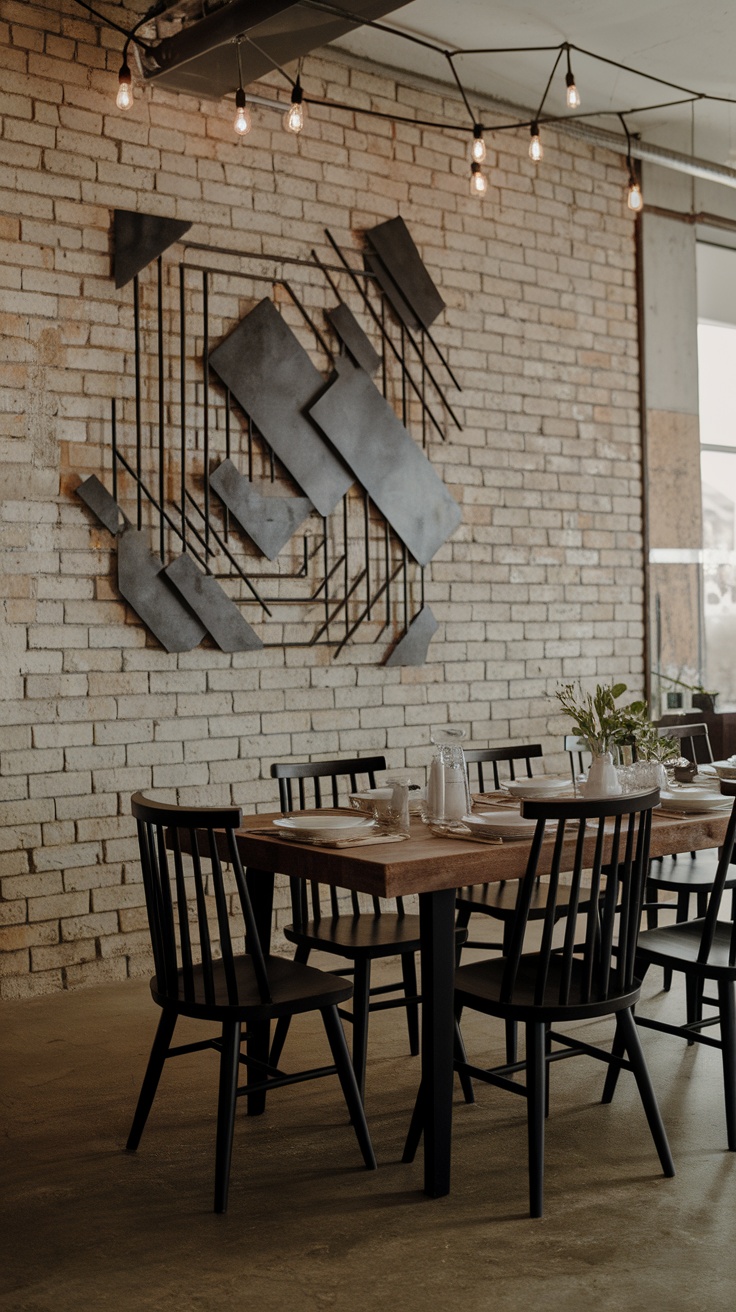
[332,0,736,166]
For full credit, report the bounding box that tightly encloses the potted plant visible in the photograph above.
[555,682,632,797]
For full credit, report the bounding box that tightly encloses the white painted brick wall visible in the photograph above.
[0,0,644,997]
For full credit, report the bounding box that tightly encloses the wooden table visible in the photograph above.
[235,808,731,1199]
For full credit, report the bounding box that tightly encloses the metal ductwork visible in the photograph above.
[138,0,409,99]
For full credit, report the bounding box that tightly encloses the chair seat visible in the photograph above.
[456,879,595,921]
[646,865,736,894]
[150,953,354,1021]
[637,919,736,980]
[284,912,424,959]
[455,953,640,1023]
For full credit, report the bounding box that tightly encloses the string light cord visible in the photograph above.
[71,0,158,51]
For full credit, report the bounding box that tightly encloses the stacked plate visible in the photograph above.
[504,777,570,801]
[462,811,538,840]
[273,815,375,841]
[658,789,731,814]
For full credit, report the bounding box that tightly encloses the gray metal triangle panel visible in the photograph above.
[117,528,206,652]
[114,210,192,289]
[164,554,263,652]
[385,606,439,666]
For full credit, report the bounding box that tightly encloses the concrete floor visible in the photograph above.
[4,875,736,1312]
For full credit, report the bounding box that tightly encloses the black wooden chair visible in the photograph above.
[654,720,715,767]
[406,789,674,1218]
[603,783,736,1149]
[645,720,729,995]
[268,756,465,1103]
[457,744,589,1064]
[126,792,376,1213]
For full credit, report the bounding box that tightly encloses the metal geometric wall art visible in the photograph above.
[74,208,464,664]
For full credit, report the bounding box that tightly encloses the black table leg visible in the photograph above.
[419,887,457,1198]
[244,867,275,1116]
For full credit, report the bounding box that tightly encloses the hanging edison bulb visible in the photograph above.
[529,121,543,162]
[470,161,488,197]
[627,177,643,212]
[471,123,486,164]
[116,60,132,110]
[565,69,581,110]
[284,77,305,134]
[234,86,252,136]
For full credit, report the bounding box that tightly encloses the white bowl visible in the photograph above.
[715,763,736,780]
[349,788,393,813]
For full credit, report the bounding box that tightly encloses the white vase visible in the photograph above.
[585,751,622,798]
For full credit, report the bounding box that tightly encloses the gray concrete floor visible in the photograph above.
[4,875,736,1311]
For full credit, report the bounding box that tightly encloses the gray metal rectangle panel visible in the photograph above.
[209,298,353,518]
[308,357,461,566]
[76,475,124,536]
[209,458,312,561]
[165,552,263,652]
[117,528,206,653]
[365,216,446,331]
[364,252,419,332]
[326,303,381,376]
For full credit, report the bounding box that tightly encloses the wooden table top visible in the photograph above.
[234,808,732,900]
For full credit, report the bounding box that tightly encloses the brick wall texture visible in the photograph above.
[0,0,645,998]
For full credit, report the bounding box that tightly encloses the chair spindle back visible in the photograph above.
[500,791,659,1008]
[132,792,271,1007]
[270,756,389,922]
[465,744,543,794]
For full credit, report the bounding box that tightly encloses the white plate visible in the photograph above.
[463,811,538,838]
[273,815,375,839]
[504,777,569,799]
[658,791,730,814]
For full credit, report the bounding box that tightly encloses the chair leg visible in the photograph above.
[454,1009,475,1105]
[601,1011,628,1104]
[269,944,310,1068]
[126,1008,177,1151]
[526,1021,546,1219]
[401,951,420,1057]
[718,980,736,1151]
[502,920,518,1064]
[685,975,701,1043]
[455,900,472,965]
[214,1021,242,1214]
[402,1080,424,1164]
[321,1006,377,1170]
[544,1024,551,1119]
[246,1020,270,1117]
[352,959,372,1105]
[616,1008,675,1177]
[664,891,690,994]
